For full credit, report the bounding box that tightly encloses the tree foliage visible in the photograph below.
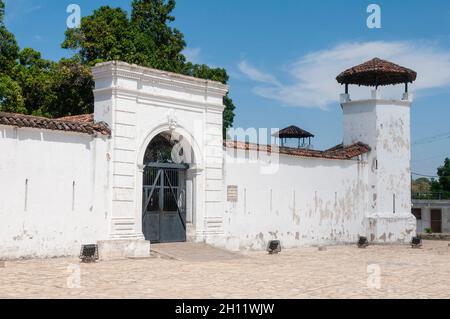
[411,177,431,194]
[12,48,56,116]
[62,7,136,66]
[131,0,186,72]
[0,18,93,117]
[0,0,5,24]
[62,0,235,133]
[432,158,450,192]
[0,74,25,113]
[0,13,19,73]
[1,0,236,133]
[48,58,95,117]
[0,0,23,113]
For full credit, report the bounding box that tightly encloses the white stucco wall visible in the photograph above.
[0,126,110,259]
[221,148,368,251]
[342,92,416,243]
[219,92,416,251]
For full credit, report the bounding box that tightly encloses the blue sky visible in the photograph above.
[4,0,450,177]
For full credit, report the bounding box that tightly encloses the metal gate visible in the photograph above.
[142,163,187,243]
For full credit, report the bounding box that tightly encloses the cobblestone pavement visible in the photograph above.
[1,240,450,299]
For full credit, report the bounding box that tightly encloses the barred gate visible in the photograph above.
[142,163,187,243]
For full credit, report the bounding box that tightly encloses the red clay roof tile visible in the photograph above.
[0,112,110,136]
[224,140,370,160]
[336,58,417,87]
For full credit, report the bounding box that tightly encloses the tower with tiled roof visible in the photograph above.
[337,58,417,244]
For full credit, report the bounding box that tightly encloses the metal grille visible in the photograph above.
[142,164,187,243]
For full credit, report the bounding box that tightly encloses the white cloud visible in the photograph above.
[238,60,280,86]
[183,48,202,64]
[24,4,42,14]
[4,0,43,24]
[240,41,450,109]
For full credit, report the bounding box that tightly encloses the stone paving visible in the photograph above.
[1,240,450,299]
[150,242,246,262]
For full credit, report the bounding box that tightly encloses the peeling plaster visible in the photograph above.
[220,99,415,251]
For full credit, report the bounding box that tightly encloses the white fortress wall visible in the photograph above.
[0,126,110,259]
[221,147,369,251]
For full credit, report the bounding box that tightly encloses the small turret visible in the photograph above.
[272,125,315,149]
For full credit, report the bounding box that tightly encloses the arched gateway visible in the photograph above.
[142,132,192,243]
[92,61,228,259]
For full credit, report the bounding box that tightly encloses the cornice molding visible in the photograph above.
[341,99,411,108]
[92,61,229,98]
[93,86,225,112]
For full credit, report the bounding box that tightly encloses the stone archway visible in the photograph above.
[91,61,227,258]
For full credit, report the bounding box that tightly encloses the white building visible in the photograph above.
[0,58,417,259]
[412,199,450,234]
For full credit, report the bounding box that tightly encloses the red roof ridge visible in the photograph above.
[58,113,94,124]
[224,140,370,160]
[0,112,110,136]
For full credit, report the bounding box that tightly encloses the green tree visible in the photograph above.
[0,0,4,23]
[0,74,25,113]
[48,58,95,117]
[62,0,236,133]
[1,0,236,131]
[12,48,56,116]
[412,177,431,194]
[430,178,441,192]
[222,96,236,137]
[437,158,450,192]
[2,49,93,117]
[0,0,98,118]
[0,1,19,74]
[131,0,187,72]
[429,158,450,196]
[62,6,136,66]
[0,0,23,113]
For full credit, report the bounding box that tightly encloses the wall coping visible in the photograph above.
[92,61,229,98]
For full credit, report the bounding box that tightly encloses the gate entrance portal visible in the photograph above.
[142,132,190,243]
[142,164,187,243]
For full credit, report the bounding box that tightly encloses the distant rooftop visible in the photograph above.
[272,125,314,139]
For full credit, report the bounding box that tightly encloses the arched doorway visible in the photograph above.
[142,132,192,243]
